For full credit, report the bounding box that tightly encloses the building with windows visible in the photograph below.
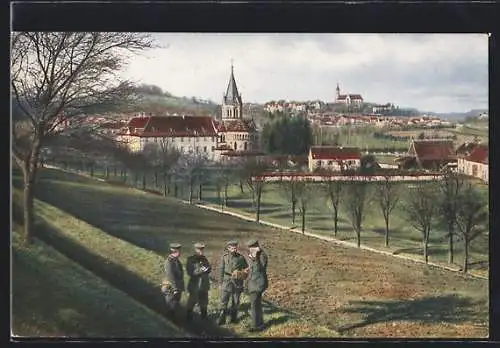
[308,146,361,172]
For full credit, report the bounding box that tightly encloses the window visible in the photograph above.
[318,160,322,166]
[204,146,207,153]
[244,142,247,151]
[196,137,199,142]
[211,146,215,151]
[234,142,237,150]
[180,137,184,142]
[327,161,333,165]
[196,146,199,153]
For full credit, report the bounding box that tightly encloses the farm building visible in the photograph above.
[308,146,361,172]
[396,139,456,171]
[457,143,488,183]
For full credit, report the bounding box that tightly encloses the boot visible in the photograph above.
[217,310,227,325]
[230,310,239,324]
[200,308,208,320]
[186,309,193,322]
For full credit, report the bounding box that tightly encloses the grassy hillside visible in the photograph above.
[11,224,187,338]
[12,168,489,338]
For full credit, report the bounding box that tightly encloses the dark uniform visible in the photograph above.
[218,240,249,325]
[246,239,268,332]
[162,243,185,316]
[186,242,212,321]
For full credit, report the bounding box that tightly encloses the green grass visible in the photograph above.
[12,172,337,338]
[199,181,489,276]
[12,167,488,338]
[11,224,187,338]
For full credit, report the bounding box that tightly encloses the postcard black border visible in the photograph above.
[8,0,499,346]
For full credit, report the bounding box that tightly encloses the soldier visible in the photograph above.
[217,240,249,325]
[161,243,185,317]
[246,239,268,332]
[186,242,212,322]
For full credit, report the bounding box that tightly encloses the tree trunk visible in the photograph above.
[189,183,194,204]
[463,238,469,274]
[291,199,296,225]
[385,217,390,247]
[113,165,117,177]
[22,141,42,245]
[240,180,244,194]
[105,166,109,179]
[301,207,306,234]
[333,208,338,237]
[423,237,429,263]
[134,171,139,186]
[356,229,361,248]
[163,174,167,197]
[256,187,262,222]
[154,170,158,187]
[224,182,229,206]
[90,163,94,177]
[448,224,454,264]
[198,183,203,201]
[174,184,178,197]
[142,172,146,190]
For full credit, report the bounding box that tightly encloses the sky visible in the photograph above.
[121,33,488,113]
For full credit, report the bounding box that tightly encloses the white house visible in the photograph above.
[457,144,488,183]
[308,146,362,172]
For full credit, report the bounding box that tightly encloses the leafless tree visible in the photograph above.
[438,171,465,264]
[212,162,234,211]
[173,152,208,204]
[376,176,401,247]
[11,32,154,244]
[343,178,372,247]
[143,140,180,196]
[455,182,488,274]
[295,181,318,234]
[279,175,300,226]
[241,158,268,222]
[404,180,439,263]
[323,173,343,237]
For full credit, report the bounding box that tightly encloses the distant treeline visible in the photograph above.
[373,132,410,141]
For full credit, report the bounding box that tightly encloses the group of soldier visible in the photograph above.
[161,239,268,332]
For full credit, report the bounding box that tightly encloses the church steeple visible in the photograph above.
[222,60,243,121]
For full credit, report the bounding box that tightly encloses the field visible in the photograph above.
[11,224,187,338]
[12,168,489,338]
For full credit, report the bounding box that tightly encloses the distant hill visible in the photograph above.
[422,109,488,121]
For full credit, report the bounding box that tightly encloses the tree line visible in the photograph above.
[261,116,313,155]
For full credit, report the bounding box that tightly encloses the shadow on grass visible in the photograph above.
[239,300,296,328]
[337,294,482,334]
[392,246,449,257]
[30,217,237,338]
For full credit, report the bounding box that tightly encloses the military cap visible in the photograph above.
[226,240,238,247]
[246,239,259,248]
[169,243,182,250]
[194,242,205,249]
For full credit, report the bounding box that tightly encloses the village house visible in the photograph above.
[457,143,488,183]
[372,103,395,114]
[308,146,362,172]
[396,139,456,171]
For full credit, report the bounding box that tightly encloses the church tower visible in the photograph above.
[335,82,341,102]
[221,62,243,121]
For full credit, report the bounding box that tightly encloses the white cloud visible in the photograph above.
[121,33,488,113]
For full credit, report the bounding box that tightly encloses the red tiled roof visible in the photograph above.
[128,117,150,129]
[310,146,361,160]
[411,140,455,161]
[128,115,217,137]
[222,119,257,132]
[466,144,488,164]
[349,94,363,100]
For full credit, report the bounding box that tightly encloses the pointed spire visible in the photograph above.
[224,60,242,106]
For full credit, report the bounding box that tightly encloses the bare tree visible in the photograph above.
[376,176,401,247]
[143,140,180,196]
[438,171,465,264]
[279,174,299,226]
[242,158,268,222]
[343,178,372,247]
[173,152,208,204]
[295,181,317,234]
[404,181,439,263]
[455,182,488,274]
[212,162,234,210]
[11,32,154,244]
[324,173,343,237]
